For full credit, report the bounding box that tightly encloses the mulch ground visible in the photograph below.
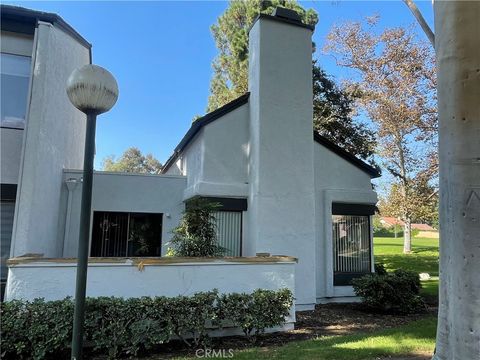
[122,303,437,359]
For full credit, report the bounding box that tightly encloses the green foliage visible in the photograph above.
[313,64,377,166]
[217,289,293,342]
[208,0,318,112]
[208,1,376,164]
[169,198,225,257]
[0,298,73,360]
[167,291,218,347]
[1,289,293,359]
[374,263,388,275]
[352,269,426,314]
[102,147,162,174]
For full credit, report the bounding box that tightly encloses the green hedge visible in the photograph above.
[352,269,426,314]
[0,289,293,360]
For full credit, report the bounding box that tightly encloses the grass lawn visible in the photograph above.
[174,316,436,360]
[374,236,439,300]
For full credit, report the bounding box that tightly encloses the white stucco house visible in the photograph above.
[1,5,380,315]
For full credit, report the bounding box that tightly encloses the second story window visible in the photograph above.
[1,53,31,129]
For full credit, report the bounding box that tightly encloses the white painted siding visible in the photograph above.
[313,142,377,300]
[182,104,250,200]
[11,22,90,257]
[60,171,186,258]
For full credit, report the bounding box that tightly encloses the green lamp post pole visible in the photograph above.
[66,65,119,360]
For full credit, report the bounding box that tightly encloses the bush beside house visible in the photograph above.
[0,289,293,360]
[168,198,225,257]
[352,268,426,314]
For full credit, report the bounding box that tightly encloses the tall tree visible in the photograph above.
[324,17,437,253]
[313,64,376,164]
[102,147,162,174]
[380,178,439,228]
[208,0,318,111]
[433,2,480,358]
[208,0,377,164]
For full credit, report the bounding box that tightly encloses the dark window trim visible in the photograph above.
[90,211,163,257]
[332,209,373,286]
[0,126,24,131]
[332,203,377,216]
[333,272,369,286]
[186,197,248,212]
[1,184,17,201]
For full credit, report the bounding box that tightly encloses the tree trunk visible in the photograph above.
[403,0,435,48]
[433,2,480,359]
[403,219,412,253]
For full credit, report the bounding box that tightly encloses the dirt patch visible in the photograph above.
[120,303,436,359]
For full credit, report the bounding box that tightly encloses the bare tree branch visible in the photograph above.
[403,0,435,48]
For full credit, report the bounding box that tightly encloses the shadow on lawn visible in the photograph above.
[231,316,437,360]
[375,254,439,276]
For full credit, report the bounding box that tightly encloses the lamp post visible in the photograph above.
[66,65,118,360]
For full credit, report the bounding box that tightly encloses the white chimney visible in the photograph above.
[247,8,317,309]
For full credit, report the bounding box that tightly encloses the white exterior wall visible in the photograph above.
[0,31,34,185]
[10,23,90,257]
[313,143,377,300]
[6,258,296,333]
[6,258,295,303]
[182,104,250,200]
[0,129,24,184]
[248,17,317,310]
[60,171,186,257]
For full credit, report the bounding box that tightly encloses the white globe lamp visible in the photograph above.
[67,64,118,360]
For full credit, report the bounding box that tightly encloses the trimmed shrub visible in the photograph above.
[217,289,293,343]
[0,289,292,359]
[352,269,425,314]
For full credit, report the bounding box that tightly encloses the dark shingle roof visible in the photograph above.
[162,93,380,179]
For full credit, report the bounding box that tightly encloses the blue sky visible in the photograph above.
[5,1,434,171]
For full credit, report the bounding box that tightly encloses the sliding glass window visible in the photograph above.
[91,212,162,257]
[332,203,375,286]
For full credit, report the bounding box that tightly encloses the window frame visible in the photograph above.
[0,52,32,130]
[332,203,375,286]
[186,197,247,256]
[212,210,243,257]
[90,211,163,258]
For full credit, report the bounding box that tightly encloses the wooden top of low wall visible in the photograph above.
[7,255,298,266]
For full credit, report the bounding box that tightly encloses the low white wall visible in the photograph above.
[6,257,296,335]
[6,257,296,319]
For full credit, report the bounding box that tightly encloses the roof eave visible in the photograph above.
[161,93,250,173]
[0,5,91,49]
[313,132,381,179]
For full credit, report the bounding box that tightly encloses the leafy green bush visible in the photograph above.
[374,263,388,275]
[169,197,225,257]
[352,269,425,314]
[0,289,292,359]
[217,289,293,343]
